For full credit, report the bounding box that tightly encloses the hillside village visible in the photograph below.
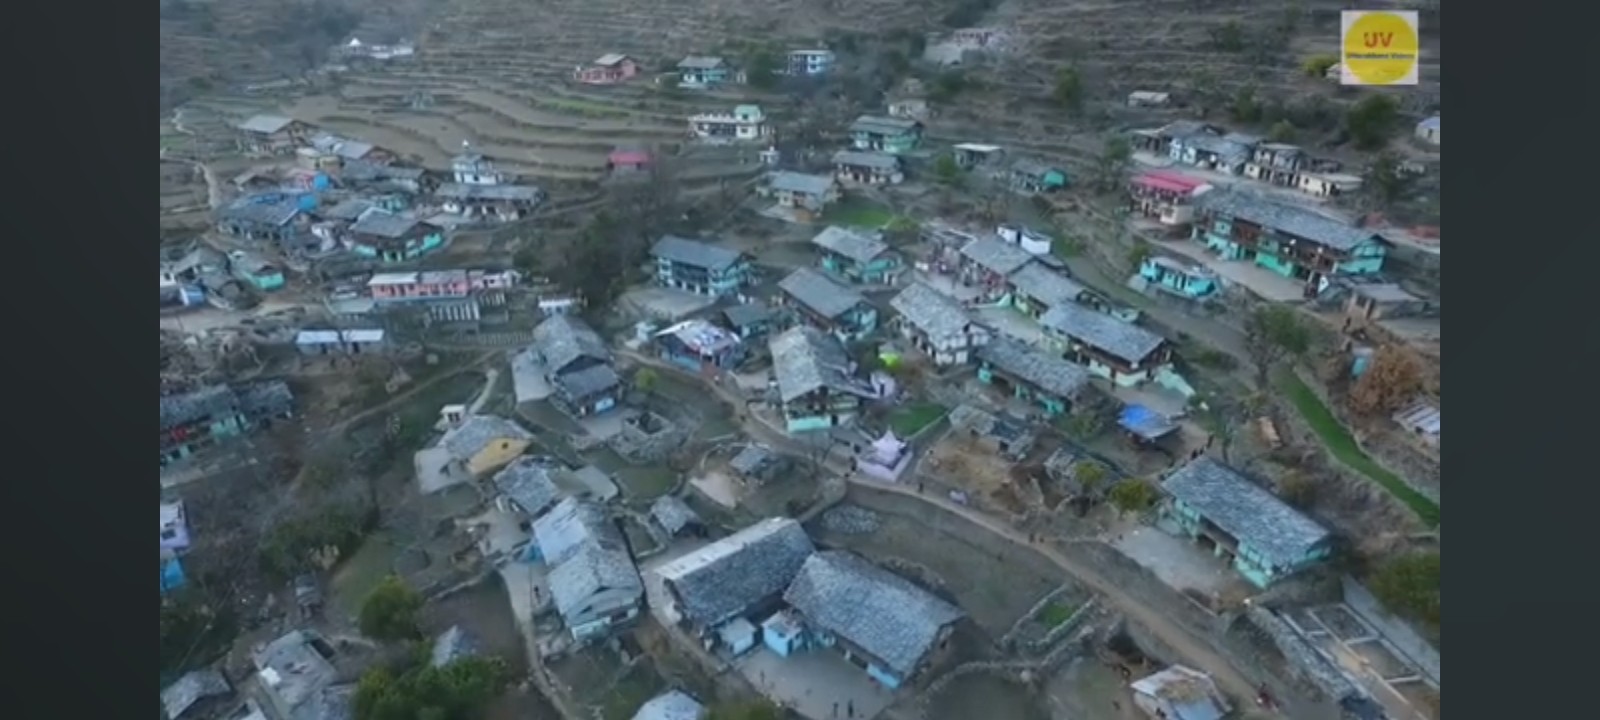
[161,2,1441,720]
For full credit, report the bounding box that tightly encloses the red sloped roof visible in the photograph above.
[608,150,652,165]
[1133,170,1207,194]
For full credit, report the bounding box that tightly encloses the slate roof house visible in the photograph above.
[810,225,901,285]
[652,517,817,637]
[1193,190,1391,296]
[1039,302,1171,387]
[781,550,964,689]
[958,236,1037,299]
[776,268,879,343]
[1130,665,1230,720]
[848,115,923,154]
[651,235,752,297]
[492,457,563,518]
[1159,457,1333,588]
[160,381,294,465]
[768,325,880,433]
[631,690,706,720]
[252,630,354,720]
[976,336,1093,418]
[237,114,311,154]
[161,668,233,720]
[574,53,639,84]
[528,314,620,417]
[677,56,734,88]
[765,171,841,219]
[888,283,991,367]
[345,211,446,263]
[414,414,536,489]
[1006,263,1087,319]
[533,497,644,641]
[832,150,904,185]
[216,194,306,245]
[649,495,704,538]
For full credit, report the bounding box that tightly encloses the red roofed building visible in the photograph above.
[607,147,653,174]
[1130,171,1212,228]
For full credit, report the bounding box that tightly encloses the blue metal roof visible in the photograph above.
[1118,404,1179,440]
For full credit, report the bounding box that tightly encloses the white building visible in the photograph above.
[1415,116,1440,146]
[888,283,991,367]
[688,104,770,143]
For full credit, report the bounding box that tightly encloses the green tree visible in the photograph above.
[1302,54,1340,78]
[354,657,510,720]
[1107,479,1158,514]
[1053,67,1084,111]
[933,153,961,185]
[702,699,785,720]
[1345,94,1400,150]
[1072,462,1108,493]
[1244,305,1311,387]
[1126,241,1152,274]
[1230,86,1261,124]
[1363,152,1416,208]
[1093,136,1132,193]
[1267,120,1297,143]
[359,576,424,642]
[1369,551,1441,626]
[745,51,780,89]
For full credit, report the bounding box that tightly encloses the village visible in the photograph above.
[161,4,1441,720]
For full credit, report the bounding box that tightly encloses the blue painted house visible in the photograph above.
[976,337,1092,419]
[1159,457,1333,589]
[651,235,751,297]
[810,226,902,284]
[346,211,446,263]
[776,268,878,343]
[769,326,879,433]
[677,56,733,87]
[1192,190,1391,296]
[1139,255,1218,299]
[654,319,746,373]
[782,551,964,690]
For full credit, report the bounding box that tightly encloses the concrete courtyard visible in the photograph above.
[1111,525,1250,600]
[622,286,720,321]
[1150,239,1305,303]
[735,646,897,720]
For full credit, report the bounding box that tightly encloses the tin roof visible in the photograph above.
[651,235,742,271]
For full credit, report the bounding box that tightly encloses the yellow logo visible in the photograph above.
[1341,11,1420,86]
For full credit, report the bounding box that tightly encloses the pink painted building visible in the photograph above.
[367,270,470,301]
[574,54,639,85]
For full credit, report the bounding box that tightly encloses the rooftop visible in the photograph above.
[1007,263,1086,305]
[654,517,817,627]
[728,443,778,476]
[656,319,741,354]
[1133,171,1210,194]
[810,225,889,264]
[162,668,232,720]
[889,283,976,344]
[779,267,867,320]
[492,457,562,516]
[552,363,622,402]
[783,550,964,677]
[162,384,238,432]
[547,542,643,620]
[1011,157,1063,178]
[1195,190,1385,252]
[252,631,340,718]
[437,415,534,462]
[434,183,544,202]
[652,235,743,271]
[631,690,705,720]
[952,143,1004,153]
[977,336,1092,400]
[219,196,301,227]
[594,53,631,66]
[1038,303,1166,365]
[832,150,901,170]
[308,133,375,160]
[677,55,727,69]
[533,497,624,567]
[319,198,374,222]
[429,626,479,667]
[769,325,877,402]
[850,115,922,135]
[650,495,702,535]
[1418,116,1440,130]
[531,314,611,375]
[348,211,425,239]
[238,114,295,134]
[721,301,773,328]
[294,329,386,345]
[769,170,837,196]
[960,236,1036,276]
[1129,665,1229,720]
[1161,457,1331,567]
[341,160,425,182]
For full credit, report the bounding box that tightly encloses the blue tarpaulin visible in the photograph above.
[160,558,187,595]
[1118,404,1179,441]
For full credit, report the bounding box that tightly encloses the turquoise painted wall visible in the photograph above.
[786,415,836,432]
[1255,252,1296,277]
[1138,259,1215,298]
[1042,170,1068,188]
[252,273,286,291]
[868,663,903,689]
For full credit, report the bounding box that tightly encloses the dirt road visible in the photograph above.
[615,349,1307,716]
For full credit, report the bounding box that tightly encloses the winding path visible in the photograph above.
[616,348,1312,718]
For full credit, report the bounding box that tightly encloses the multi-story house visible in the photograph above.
[975,336,1092,419]
[532,498,644,641]
[529,314,620,417]
[1243,143,1308,186]
[775,268,878,343]
[160,381,294,465]
[236,114,312,155]
[1193,190,1391,295]
[1170,132,1257,175]
[345,211,446,263]
[677,56,734,87]
[848,116,923,154]
[768,326,879,432]
[688,105,770,143]
[435,152,545,221]
[654,319,746,374]
[1159,456,1333,588]
[809,226,901,285]
[1039,302,1171,387]
[1006,263,1087,319]
[765,171,840,221]
[888,283,991,367]
[787,49,836,76]
[573,53,639,85]
[1007,158,1069,195]
[832,150,904,185]
[957,236,1037,300]
[651,235,751,297]
[1129,171,1211,228]
[1138,256,1219,300]
[215,194,307,245]
[1129,120,1225,156]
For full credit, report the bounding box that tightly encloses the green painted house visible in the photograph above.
[769,326,880,433]
[347,211,446,263]
[849,115,923,154]
[1008,159,1068,194]
[1192,190,1390,296]
[975,336,1092,418]
[1159,457,1333,588]
[810,226,902,285]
